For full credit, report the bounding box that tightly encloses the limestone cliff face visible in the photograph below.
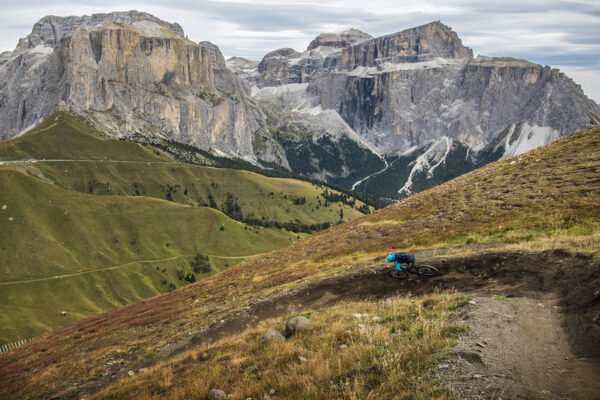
[230,21,600,197]
[14,11,184,53]
[256,48,317,87]
[244,21,600,154]
[0,11,283,163]
[339,21,472,69]
[255,29,372,88]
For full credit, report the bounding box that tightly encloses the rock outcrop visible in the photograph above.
[2,15,599,200]
[13,11,184,54]
[262,328,285,342]
[307,29,372,50]
[0,11,285,164]
[285,316,313,338]
[339,21,472,69]
[206,389,226,400]
[232,21,600,198]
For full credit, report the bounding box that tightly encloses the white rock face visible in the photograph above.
[234,21,600,157]
[0,11,285,164]
[497,123,560,159]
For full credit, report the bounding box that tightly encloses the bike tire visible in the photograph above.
[388,269,408,280]
[416,265,439,277]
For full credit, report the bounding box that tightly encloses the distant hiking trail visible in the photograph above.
[0,253,265,286]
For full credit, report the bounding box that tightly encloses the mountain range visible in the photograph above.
[1,11,598,198]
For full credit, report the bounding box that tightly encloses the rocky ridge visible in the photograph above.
[0,11,286,164]
[231,21,600,197]
[1,14,599,199]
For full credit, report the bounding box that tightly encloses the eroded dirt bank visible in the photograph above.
[66,250,600,399]
[157,250,599,363]
[435,296,600,399]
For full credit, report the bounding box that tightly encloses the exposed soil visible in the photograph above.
[70,250,600,399]
[153,250,599,362]
[433,296,600,400]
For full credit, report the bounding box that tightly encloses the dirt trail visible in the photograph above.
[0,255,188,285]
[435,296,600,399]
[0,253,265,286]
[157,250,597,353]
[64,250,600,400]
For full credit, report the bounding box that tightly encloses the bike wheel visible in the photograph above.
[388,269,408,280]
[416,265,439,277]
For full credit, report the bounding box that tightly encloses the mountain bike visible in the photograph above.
[388,265,439,280]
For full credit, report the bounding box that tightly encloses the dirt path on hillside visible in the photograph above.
[59,250,599,400]
[434,296,600,399]
[0,255,189,285]
[0,253,265,286]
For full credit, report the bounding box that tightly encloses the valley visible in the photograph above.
[0,112,373,343]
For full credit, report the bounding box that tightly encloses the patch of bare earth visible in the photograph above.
[435,296,600,400]
[146,250,600,400]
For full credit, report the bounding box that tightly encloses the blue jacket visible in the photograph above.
[386,251,415,270]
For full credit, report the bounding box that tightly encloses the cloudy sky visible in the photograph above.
[1,0,599,101]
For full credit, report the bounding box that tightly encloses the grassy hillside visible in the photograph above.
[0,168,298,342]
[0,126,598,399]
[24,162,366,226]
[0,112,372,344]
[0,113,170,162]
[1,113,371,227]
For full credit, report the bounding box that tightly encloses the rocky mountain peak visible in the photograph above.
[257,48,302,74]
[198,41,227,68]
[262,48,301,59]
[226,57,259,74]
[340,20,473,70]
[0,11,284,163]
[307,28,372,50]
[15,10,184,54]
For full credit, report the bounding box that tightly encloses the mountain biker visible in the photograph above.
[386,251,417,273]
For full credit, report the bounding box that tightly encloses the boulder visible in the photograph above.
[207,389,226,400]
[262,328,285,342]
[285,316,313,338]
